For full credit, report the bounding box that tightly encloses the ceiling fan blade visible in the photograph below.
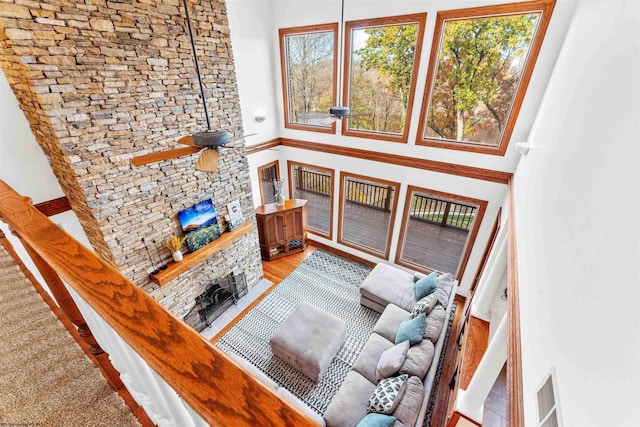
[176,135,195,146]
[320,117,338,125]
[227,132,258,143]
[195,148,220,172]
[132,146,201,166]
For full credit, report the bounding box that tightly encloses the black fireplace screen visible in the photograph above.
[183,272,247,332]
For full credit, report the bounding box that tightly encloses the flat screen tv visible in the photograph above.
[178,199,221,252]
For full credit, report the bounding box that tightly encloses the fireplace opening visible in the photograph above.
[183,272,247,331]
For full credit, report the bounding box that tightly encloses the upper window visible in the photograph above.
[417,0,555,155]
[343,14,427,142]
[279,24,338,133]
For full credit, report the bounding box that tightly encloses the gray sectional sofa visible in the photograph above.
[323,263,456,427]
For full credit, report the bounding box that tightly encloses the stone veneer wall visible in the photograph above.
[0,0,263,318]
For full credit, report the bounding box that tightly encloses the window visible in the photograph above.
[537,370,560,427]
[338,173,400,259]
[279,24,338,133]
[257,160,280,205]
[417,0,555,154]
[343,14,426,142]
[288,161,334,239]
[396,186,487,279]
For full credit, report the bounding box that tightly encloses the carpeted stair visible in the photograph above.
[0,238,140,427]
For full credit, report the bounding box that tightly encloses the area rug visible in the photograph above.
[216,249,377,415]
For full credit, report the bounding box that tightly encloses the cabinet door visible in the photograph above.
[283,209,302,239]
[264,213,286,244]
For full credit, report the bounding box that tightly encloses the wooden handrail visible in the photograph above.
[507,177,524,426]
[0,180,316,427]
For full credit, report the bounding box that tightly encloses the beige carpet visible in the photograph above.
[0,241,141,426]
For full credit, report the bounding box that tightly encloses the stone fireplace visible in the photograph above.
[0,0,262,318]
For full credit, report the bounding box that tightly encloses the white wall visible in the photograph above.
[513,1,640,426]
[227,0,280,141]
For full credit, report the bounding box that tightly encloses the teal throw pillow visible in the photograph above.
[395,313,426,345]
[356,413,396,427]
[415,271,438,300]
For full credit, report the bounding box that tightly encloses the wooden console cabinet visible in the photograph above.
[255,199,308,260]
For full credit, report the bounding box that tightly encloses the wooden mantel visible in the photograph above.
[149,222,253,286]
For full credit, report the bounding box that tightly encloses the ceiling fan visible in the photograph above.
[321,0,354,126]
[131,0,253,172]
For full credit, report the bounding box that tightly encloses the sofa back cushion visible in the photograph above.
[423,304,446,343]
[391,375,424,427]
[399,339,435,379]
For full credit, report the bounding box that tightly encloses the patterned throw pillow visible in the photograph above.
[366,374,409,414]
[410,293,437,319]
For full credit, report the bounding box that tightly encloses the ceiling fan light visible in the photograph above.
[192,130,232,147]
[329,106,350,119]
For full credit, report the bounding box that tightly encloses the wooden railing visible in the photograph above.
[294,168,331,197]
[0,180,316,427]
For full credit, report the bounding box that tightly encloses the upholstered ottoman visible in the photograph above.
[269,302,347,381]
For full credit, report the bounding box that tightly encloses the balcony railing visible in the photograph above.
[294,168,331,197]
[409,194,476,230]
[0,180,315,427]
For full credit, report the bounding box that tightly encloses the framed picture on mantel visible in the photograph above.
[226,199,244,229]
[178,199,221,252]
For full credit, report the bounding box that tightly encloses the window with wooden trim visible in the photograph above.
[343,13,426,142]
[395,186,487,280]
[338,173,400,259]
[257,160,280,205]
[416,0,555,155]
[288,161,334,239]
[279,24,338,133]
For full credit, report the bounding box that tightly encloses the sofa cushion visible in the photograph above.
[373,304,411,343]
[424,304,446,343]
[432,273,454,307]
[376,340,410,382]
[356,413,396,427]
[399,339,435,379]
[395,313,426,345]
[360,263,416,312]
[410,293,438,319]
[324,371,376,427]
[366,374,409,414]
[414,271,437,300]
[353,333,394,383]
[391,376,424,427]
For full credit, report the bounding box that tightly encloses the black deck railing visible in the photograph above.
[410,194,476,230]
[344,178,392,212]
[294,170,393,212]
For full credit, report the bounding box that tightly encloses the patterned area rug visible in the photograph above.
[216,250,377,415]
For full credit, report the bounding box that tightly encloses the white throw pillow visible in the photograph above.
[376,340,410,382]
